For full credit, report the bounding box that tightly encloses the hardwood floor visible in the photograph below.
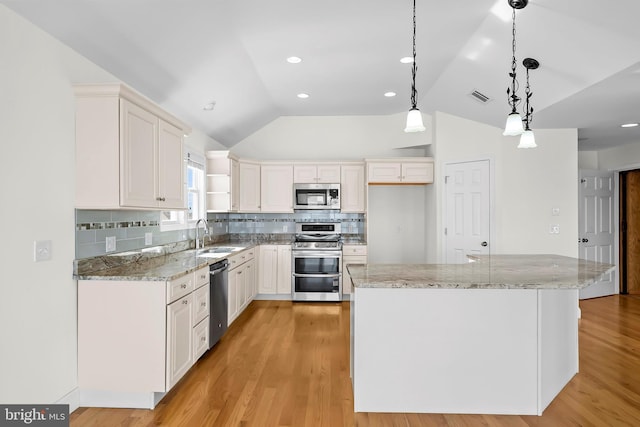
[70,295,640,426]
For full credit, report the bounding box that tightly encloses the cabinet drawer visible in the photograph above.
[193,317,209,361]
[228,253,242,270]
[193,283,210,325]
[228,247,255,270]
[194,266,209,289]
[343,245,368,256]
[167,274,194,304]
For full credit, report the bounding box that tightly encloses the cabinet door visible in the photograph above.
[240,162,261,212]
[367,163,401,183]
[120,99,158,207]
[228,268,239,324]
[402,162,434,183]
[236,265,247,312]
[166,294,193,390]
[158,120,185,209]
[276,245,292,294]
[293,165,317,183]
[259,245,278,294]
[245,258,256,300]
[261,165,293,212]
[341,164,366,212]
[316,165,341,183]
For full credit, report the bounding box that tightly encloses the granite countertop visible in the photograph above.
[74,242,255,281]
[347,254,615,290]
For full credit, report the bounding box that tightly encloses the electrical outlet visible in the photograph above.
[549,225,560,234]
[106,236,116,252]
[552,207,560,216]
[145,232,153,245]
[34,240,52,262]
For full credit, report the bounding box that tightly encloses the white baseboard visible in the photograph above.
[79,389,165,409]
[56,387,80,413]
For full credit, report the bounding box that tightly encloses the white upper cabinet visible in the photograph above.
[74,83,190,209]
[261,164,294,212]
[293,164,341,183]
[239,160,261,212]
[366,158,434,184]
[340,164,366,212]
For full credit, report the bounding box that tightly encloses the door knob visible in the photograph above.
[481,241,488,247]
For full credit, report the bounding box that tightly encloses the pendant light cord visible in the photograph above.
[507,7,520,113]
[410,0,418,110]
[523,67,533,130]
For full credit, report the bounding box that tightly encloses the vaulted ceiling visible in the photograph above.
[4,0,640,151]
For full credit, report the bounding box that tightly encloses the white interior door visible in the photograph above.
[444,160,491,264]
[579,170,617,299]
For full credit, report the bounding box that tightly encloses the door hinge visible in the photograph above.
[444,175,449,184]
[444,227,448,236]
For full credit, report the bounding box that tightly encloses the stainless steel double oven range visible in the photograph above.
[291,222,342,302]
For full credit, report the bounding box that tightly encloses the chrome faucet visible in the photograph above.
[195,218,210,249]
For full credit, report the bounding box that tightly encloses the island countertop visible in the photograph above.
[347,254,615,290]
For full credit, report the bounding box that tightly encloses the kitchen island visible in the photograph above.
[347,255,614,416]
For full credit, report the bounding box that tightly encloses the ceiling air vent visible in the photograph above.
[469,90,491,104]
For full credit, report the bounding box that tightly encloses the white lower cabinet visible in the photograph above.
[78,265,210,409]
[227,247,257,326]
[166,294,194,389]
[342,245,368,295]
[258,244,292,296]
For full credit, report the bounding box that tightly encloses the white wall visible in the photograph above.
[0,5,220,405]
[597,142,640,171]
[430,112,578,262]
[231,113,432,160]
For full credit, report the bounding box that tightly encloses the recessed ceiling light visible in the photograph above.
[384,92,397,97]
[297,93,309,99]
[287,56,302,64]
[621,123,639,128]
[203,102,216,111]
[400,57,414,64]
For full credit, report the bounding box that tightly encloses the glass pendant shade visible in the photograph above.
[503,112,525,136]
[404,108,426,133]
[517,129,537,148]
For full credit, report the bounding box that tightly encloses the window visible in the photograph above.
[161,151,206,231]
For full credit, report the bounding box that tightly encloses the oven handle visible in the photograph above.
[292,251,342,258]
[292,273,342,278]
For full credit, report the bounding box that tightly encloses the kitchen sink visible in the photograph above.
[197,246,243,257]
[202,247,242,253]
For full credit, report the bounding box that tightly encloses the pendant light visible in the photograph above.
[404,0,425,133]
[503,0,528,136]
[518,58,539,148]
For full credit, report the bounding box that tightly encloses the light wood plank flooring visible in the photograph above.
[71,295,640,426]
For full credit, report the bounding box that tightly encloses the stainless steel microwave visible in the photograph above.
[293,183,340,210]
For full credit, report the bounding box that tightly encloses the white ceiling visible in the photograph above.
[4,0,640,151]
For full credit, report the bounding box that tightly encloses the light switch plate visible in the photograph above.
[34,240,52,262]
[145,232,153,245]
[106,236,116,252]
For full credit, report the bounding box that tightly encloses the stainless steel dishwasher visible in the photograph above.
[209,259,229,349]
